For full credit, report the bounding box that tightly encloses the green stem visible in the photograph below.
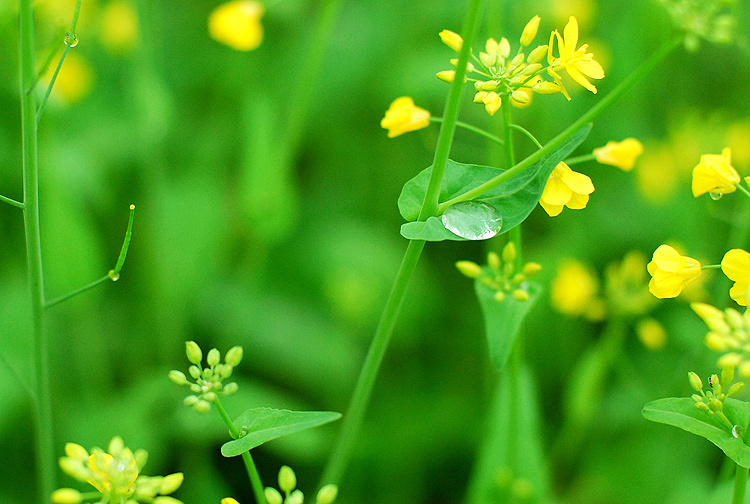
[319,0,484,488]
[20,0,56,500]
[214,398,267,504]
[45,275,109,309]
[501,100,523,266]
[0,193,25,208]
[736,183,750,200]
[564,152,596,165]
[702,264,722,270]
[733,465,747,504]
[508,123,543,149]
[436,35,683,215]
[429,116,505,146]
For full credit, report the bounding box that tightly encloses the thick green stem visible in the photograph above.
[436,35,683,214]
[733,465,747,504]
[20,0,56,500]
[214,398,267,504]
[319,0,484,488]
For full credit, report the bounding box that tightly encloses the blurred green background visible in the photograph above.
[1,0,750,502]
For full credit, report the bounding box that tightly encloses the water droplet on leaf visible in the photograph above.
[441,201,503,240]
[65,32,79,47]
[709,192,723,200]
[108,270,120,281]
[733,425,742,438]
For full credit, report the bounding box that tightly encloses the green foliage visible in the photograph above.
[642,398,750,467]
[398,125,591,241]
[221,408,341,457]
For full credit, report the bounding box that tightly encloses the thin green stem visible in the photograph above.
[502,100,523,266]
[436,35,683,215]
[564,152,596,165]
[733,465,747,504]
[0,193,25,208]
[429,116,505,146]
[736,183,750,200]
[702,264,722,270]
[20,0,56,500]
[214,398,267,504]
[508,123,543,149]
[319,0,484,489]
[36,0,83,124]
[45,275,109,309]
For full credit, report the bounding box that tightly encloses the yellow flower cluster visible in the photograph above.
[260,465,338,504]
[687,367,744,425]
[52,437,183,504]
[437,15,604,115]
[455,242,541,302]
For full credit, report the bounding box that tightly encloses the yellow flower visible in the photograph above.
[593,138,644,171]
[691,147,739,197]
[99,0,139,54]
[208,1,264,51]
[380,97,430,138]
[551,259,605,320]
[539,161,595,216]
[647,245,701,298]
[547,16,604,99]
[722,249,750,306]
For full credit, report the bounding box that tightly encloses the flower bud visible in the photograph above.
[695,401,710,412]
[185,341,202,365]
[195,400,212,414]
[221,364,234,379]
[223,382,239,395]
[316,484,339,504]
[691,394,703,403]
[527,45,548,63]
[108,436,125,456]
[708,397,723,412]
[520,15,541,46]
[225,346,244,367]
[169,370,188,385]
[188,365,201,380]
[728,382,745,397]
[494,290,506,302]
[688,371,703,392]
[722,366,735,388]
[522,63,542,75]
[509,53,525,69]
[207,348,221,367]
[473,91,487,103]
[152,497,183,504]
[483,91,501,116]
[64,443,89,462]
[512,289,530,301]
[190,383,201,393]
[135,449,149,469]
[522,262,542,277]
[502,242,516,263]
[279,465,297,493]
[58,458,91,481]
[287,490,304,504]
[455,261,482,278]
[439,30,463,52]
[51,488,83,504]
[532,81,560,95]
[160,473,184,494]
[184,395,199,407]
[479,52,498,67]
[725,308,744,329]
[498,37,511,58]
[265,488,283,504]
[203,392,217,402]
[436,70,456,83]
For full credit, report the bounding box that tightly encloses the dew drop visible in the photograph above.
[709,192,723,200]
[733,425,742,438]
[441,201,503,240]
[108,270,120,281]
[65,32,79,47]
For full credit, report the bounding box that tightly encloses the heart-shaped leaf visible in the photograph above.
[642,397,750,468]
[221,407,341,457]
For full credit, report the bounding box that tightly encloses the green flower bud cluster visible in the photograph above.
[691,302,750,378]
[658,0,739,51]
[688,368,744,432]
[264,465,338,504]
[53,437,183,504]
[169,341,243,413]
[456,242,541,302]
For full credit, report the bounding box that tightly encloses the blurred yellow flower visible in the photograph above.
[44,53,95,104]
[547,16,604,99]
[636,318,667,350]
[551,259,605,320]
[208,0,264,51]
[221,499,241,504]
[380,97,430,138]
[100,0,140,54]
[647,245,701,299]
[593,138,644,171]
[692,147,739,197]
[539,161,595,216]
[722,249,750,306]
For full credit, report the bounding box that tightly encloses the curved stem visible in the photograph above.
[509,123,543,149]
[736,182,750,200]
[20,0,56,500]
[436,35,683,215]
[429,117,505,146]
[319,0,484,488]
[45,275,109,309]
[214,398,267,504]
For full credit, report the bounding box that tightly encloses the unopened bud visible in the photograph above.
[188,365,201,380]
[532,81,560,94]
[502,242,516,263]
[695,401,710,412]
[316,484,339,504]
[265,488,283,504]
[722,366,735,387]
[221,364,234,379]
[691,394,703,403]
[473,91,487,103]
[51,489,83,504]
[169,370,188,385]
[439,30,463,52]
[287,490,304,504]
[436,70,456,83]
[480,52,498,67]
[522,63,542,75]
[527,45,548,63]
[456,260,482,278]
[225,346,244,366]
[708,398,723,412]
[279,465,297,493]
[510,53,525,69]
[688,372,703,392]
[522,262,542,277]
[108,436,124,456]
[728,382,745,397]
[520,15,541,46]
[207,348,221,367]
[184,395,199,407]
[64,443,89,462]
[160,473,184,494]
[135,449,148,469]
[494,290,506,302]
[185,341,202,365]
[450,58,475,72]
[223,382,239,395]
[58,458,90,481]
[195,400,212,413]
[512,289,529,301]
[511,90,530,104]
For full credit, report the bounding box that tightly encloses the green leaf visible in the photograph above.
[397,124,592,241]
[221,408,341,457]
[400,217,468,241]
[642,397,750,467]
[476,278,541,370]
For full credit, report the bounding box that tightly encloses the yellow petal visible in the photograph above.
[539,199,564,216]
[559,166,595,194]
[722,249,750,282]
[566,65,597,93]
[576,58,604,79]
[563,16,579,55]
[729,281,749,306]
[541,175,573,205]
[652,245,687,272]
[565,191,589,209]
